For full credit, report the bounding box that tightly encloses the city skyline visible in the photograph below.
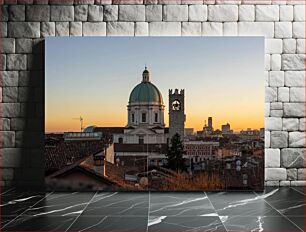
[46,37,264,133]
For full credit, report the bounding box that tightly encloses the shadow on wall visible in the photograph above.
[13,40,45,189]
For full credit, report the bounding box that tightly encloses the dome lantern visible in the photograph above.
[142,66,150,82]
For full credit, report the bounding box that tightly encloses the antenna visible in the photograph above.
[72,116,84,132]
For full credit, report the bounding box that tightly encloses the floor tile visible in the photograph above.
[259,188,305,217]
[207,191,280,216]
[287,216,305,231]
[1,215,76,231]
[82,192,149,216]
[149,192,215,216]
[1,190,47,216]
[148,216,226,232]
[222,215,303,232]
[70,216,148,231]
[291,187,306,195]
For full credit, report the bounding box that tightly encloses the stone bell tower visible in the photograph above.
[169,89,185,142]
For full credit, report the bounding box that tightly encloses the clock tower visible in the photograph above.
[169,89,185,142]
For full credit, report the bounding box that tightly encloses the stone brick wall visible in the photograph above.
[0,0,305,187]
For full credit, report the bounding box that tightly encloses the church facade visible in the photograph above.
[112,67,185,168]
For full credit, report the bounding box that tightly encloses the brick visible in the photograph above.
[265,168,286,181]
[2,103,20,117]
[285,71,305,87]
[271,131,288,148]
[74,5,88,21]
[275,22,292,39]
[287,168,297,180]
[1,38,15,53]
[297,169,305,180]
[223,22,237,36]
[281,148,305,168]
[107,22,134,36]
[290,181,306,186]
[55,22,69,36]
[113,0,143,3]
[188,5,207,22]
[265,54,270,71]
[256,5,279,21]
[265,148,280,168]
[1,132,15,148]
[0,54,6,71]
[299,118,305,131]
[284,103,305,117]
[271,54,281,71]
[7,54,27,70]
[3,87,18,102]
[238,22,274,37]
[264,71,269,87]
[26,5,50,21]
[163,5,188,22]
[265,117,282,131]
[289,132,305,147]
[0,148,24,168]
[270,110,283,117]
[1,71,18,86]
[294,5,305,21]
[41,22,55,37]
[149,22,181,36]
[296,39,305,54]
[293,22,305,38]
[265,39,282,54]
[0,118,10,131]
[83,22,106,36]
[9,5,25,21]
[265,103,270,116]
[50,6,74,21]
[283,118,299,131]
[239,5,255,21]
[290,87,305,102]
[15,39,32,53]
[65,22,78,37]
[282,54,305,71]
[182,22,201,36]
[1,5,9,22]
[280,5,293,21]
[88,5,103,22]
[202,22,222,36]
[269,71,284,87]
[265,87,277,102]
[279,181,290,187]
[270,102,282,110]
[265,131,270,147]
[145,5,162,22]
[104,5,118,21]
[265,181,280,187]
[8,22,40,38]
[208,5,238,22]
[282,39,296,54]
[135,22,148,36]
[119,5,145,21]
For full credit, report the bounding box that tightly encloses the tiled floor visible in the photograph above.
[1,187,305,231]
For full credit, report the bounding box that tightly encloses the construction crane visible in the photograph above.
[72,116,84,132]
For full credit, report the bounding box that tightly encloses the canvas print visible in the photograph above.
[45,37,264,191]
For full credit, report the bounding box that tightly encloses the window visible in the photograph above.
[131,113,135,123]
[154,113,158,123]
[142,113,146,122]
[139,136,144,144]
[118,137,123,144]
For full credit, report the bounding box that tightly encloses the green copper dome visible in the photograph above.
[129,81,163,104]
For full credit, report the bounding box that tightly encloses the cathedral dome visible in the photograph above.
[129,82,163,104]
[128,68,164,104]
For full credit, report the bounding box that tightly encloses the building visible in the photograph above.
[184,141,219,160]
[221,123,233,134]
[111,68,185,168]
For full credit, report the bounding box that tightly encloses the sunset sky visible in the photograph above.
[45,37,264,133]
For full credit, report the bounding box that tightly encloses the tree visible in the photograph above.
[166,133,186,172]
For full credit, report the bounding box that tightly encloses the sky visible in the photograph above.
[45,37,264,133]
